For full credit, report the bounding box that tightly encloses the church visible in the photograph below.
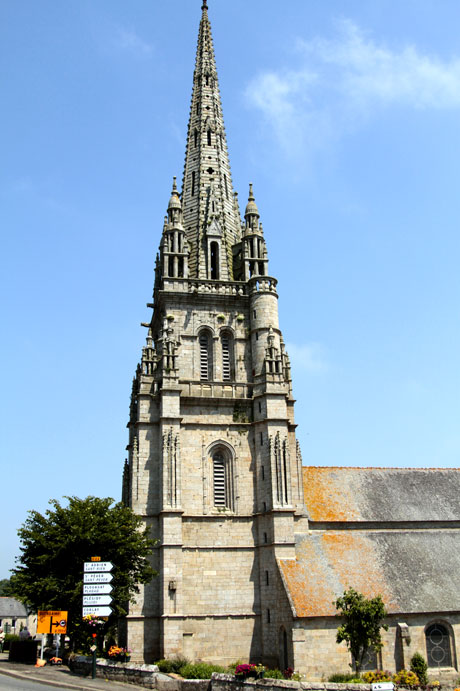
[122,1,460,680]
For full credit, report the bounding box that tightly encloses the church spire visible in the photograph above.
[181,0,241,280]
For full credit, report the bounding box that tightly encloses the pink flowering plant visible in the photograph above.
[235,663,256,676]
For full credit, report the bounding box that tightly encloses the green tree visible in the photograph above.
[335,588,388,674]
[12,496,156,648]
[0,578,13,596]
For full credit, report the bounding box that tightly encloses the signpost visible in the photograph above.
[84,561,113,573]
[83,595,112,606]
[82,558,114,677]
[82,561,113,614]
[82,606,113,617]
[37,611,68,661]
[83,572,113,583]
[83,583,113,595]
[37,611,68,635]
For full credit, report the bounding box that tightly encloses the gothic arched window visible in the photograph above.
[426,623,453,667]
[210,444,234,510]
[213,451,226,506]
[199,330,213,381]
[220,331,234,381]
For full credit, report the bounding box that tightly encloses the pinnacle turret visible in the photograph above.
[242,183,268,279]
[159,176,189,280]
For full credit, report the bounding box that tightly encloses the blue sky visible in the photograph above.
[2,0,460,578]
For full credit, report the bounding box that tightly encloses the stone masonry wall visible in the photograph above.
[292,614,460,682]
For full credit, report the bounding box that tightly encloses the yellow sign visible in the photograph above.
[37,610,68,634]
[91,556,101,562]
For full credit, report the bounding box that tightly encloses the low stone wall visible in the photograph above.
[68,655,184,689]
[66,663,458,691]
[212,677,459,691]
[212,677,369,691]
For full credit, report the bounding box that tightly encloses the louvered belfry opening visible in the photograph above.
[221,333,230,380]
[199,332,210,380]
[213,451,226,506]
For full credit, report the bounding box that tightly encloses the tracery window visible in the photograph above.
[426,623,452,667]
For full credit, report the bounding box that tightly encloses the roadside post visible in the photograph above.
[82,557,113,677]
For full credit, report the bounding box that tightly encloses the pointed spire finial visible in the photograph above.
[245,182,259,220]
[202,0,208,9]
[172,176,177,193]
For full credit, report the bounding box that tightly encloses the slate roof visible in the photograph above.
[278,467,460,618]
[0,597,28,618]
[302,466,460,522]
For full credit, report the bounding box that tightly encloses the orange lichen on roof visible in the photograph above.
[279,532,398,618]
[302,467,362,522]
[321,532,396,611]
[278,536,337,617]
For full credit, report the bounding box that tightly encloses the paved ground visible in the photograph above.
[0,652,149,690]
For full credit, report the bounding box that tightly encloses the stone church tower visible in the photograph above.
[123,0,304,665]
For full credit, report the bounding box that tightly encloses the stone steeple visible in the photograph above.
[124,0,304,669]
[181,0,241,280]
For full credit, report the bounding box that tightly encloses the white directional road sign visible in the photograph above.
[83,583,113,595]
[83,595,112,606]
[82,606,112,617]
[84,561,113,572]
[83,572,113,583]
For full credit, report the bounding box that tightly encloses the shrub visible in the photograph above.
[411,653,428,686]
[155,656,190,674]
[3,634,20,651]
[265,668,284,679]
[393,669,420,686]
[363,670,393,683]
[228,660,244,673]
[155,659,174,673]
[179,662,226,679]
[329,673,361,682]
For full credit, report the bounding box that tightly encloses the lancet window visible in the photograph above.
[199,330,213,381]
[209,443,234,511]
[220,331,234,381]
[210,241,219,279]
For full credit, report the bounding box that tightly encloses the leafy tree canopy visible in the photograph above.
[12,496,156,644]
[335,587,388,673]
[0,578,14,596]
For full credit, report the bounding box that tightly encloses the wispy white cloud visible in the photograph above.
[113,27,153,58]
[286,342,329,374]
[245,20,460,155]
